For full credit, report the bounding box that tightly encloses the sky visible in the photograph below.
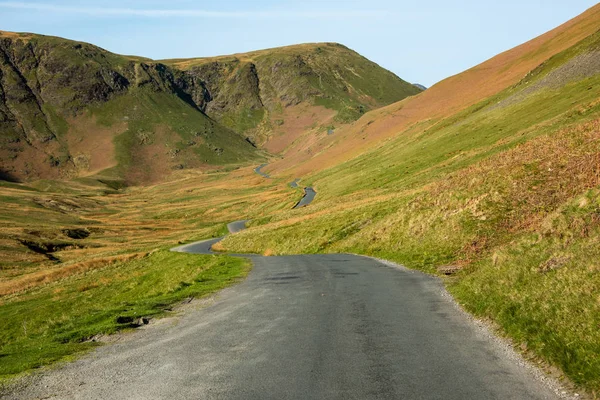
[0,1,598,87]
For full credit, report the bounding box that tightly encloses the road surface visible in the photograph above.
[253,164,315,209]
[5,248,560,399]
[254,164,270,178]
[293,187,316,209]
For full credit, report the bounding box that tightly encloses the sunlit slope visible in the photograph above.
[264,3,600,178]
[220,9,600,391]
[0,31,259,184]
[161,43,421,149]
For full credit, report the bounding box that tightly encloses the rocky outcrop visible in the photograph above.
[0,36,214,143]
[0,34,421,182]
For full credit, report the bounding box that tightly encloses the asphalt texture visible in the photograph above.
[293,187,316,208]
[254,164,314,209]
[5,246,560,399]
[227,220,248,233]
[254,164,270,178]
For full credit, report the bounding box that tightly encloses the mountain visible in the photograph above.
[218,3,600,390]
[0,34,418,184]
[161,43,421,152]
[412,83,427,90]
[0,31,259,185]
[258,3,600,177]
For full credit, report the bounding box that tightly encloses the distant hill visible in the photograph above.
[413,83,427,90]
[0,34,419,184]
[161,43,421,151]
[0,31,258,184]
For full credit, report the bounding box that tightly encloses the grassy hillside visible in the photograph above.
[259,4,600,179]
[162,42,421,148]
[0,166,297,381]
[1,34,417,184]
[0,31,260,184]
[218,7,600,392]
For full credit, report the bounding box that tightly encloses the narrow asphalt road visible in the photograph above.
[6,235,560,399]
[254,164,316,208]
[293,187,316,209]
[254,164,271,178]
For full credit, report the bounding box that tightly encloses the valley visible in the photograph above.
[1,3,600,397]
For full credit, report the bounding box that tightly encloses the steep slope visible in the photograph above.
[0,31,258,184]
[262,3,600,178]
[220,5,600,391]
[0,35,418,184]
[162,43,421,150]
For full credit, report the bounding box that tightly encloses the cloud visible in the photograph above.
[0,2,387,18]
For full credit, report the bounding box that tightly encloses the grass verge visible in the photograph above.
[0,249,250,382]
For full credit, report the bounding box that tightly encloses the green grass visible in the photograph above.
[88,87,260,183]
[220,108,265,133]
[451,189,600,388]
[0,250,249,381]
[219,38,600,392]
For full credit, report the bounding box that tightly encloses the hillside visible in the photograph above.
[161,42,421,151]
[0,34,418,184]
[259,3,600,178]
[218,4,600,391]
[0,31,260,185]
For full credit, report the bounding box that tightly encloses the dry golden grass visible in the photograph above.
[432,118,600,233]
[266,3,600,178]
[0,31,33,40]
[0,252,147,297]
[0,166,296,297]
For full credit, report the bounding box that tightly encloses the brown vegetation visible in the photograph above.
[267,4,600,178]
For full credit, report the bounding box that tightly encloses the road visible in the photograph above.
[293,187,316,209]
[254,164,271,178]
[6,236,560,399]
[253,164,316,209]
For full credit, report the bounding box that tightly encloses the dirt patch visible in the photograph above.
[1,138,65,182]
[62,228,91,240]
[65,114,128,176]
[494,50,600,110]
[263,104,336,154]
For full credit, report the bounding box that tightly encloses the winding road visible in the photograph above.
[254,164,271,179]
[7,221,563,400]
[254,164,316,209]
[293,187,316,209]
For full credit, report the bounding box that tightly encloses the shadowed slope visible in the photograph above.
[162,43,422,148]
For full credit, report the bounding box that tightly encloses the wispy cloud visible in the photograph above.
[0,2,387,18]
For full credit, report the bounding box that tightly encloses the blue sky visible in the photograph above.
[0,1,597,87]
